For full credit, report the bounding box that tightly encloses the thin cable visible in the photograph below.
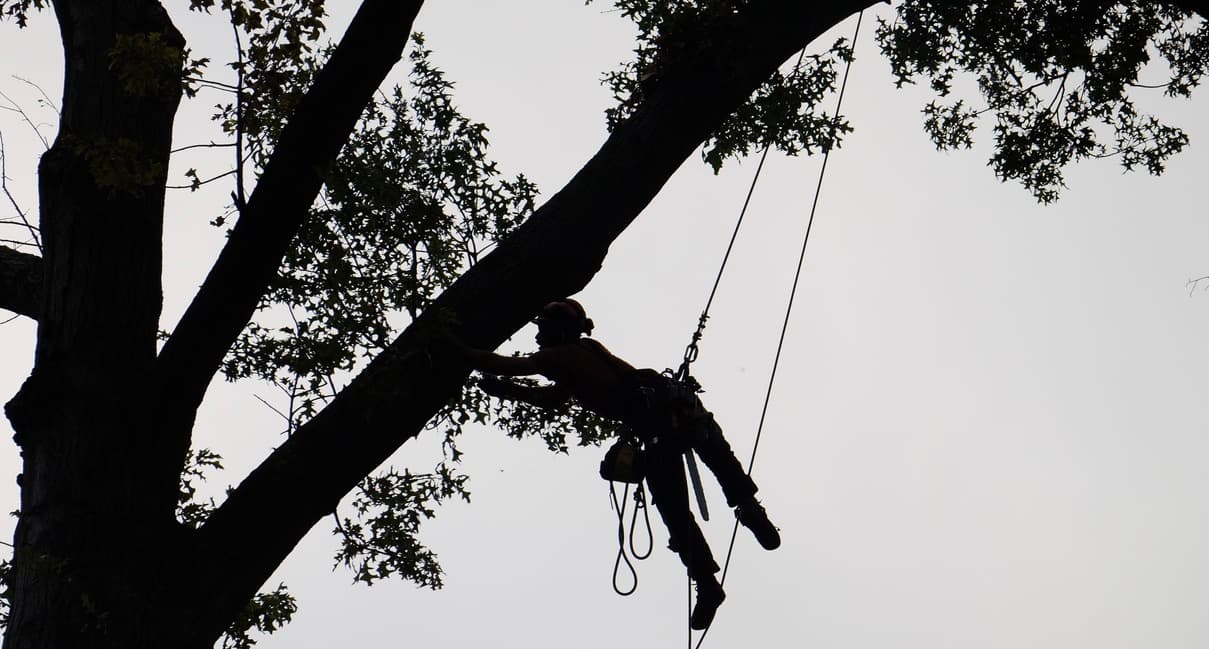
[694,9,865,648]
[686,577,693,649]
[744,11,862,477]
[679,48,811,372]
[700,46,811,317]
[701,145,772,317]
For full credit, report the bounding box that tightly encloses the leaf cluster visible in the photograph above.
[333,461,468,589]
[183,0,329,176]
[219,583,297,649]
[486,377,624,453]
[176,447,224,528]
[0,0,45,27]
[702,40,856,171]
[212,32,603,593]
[66,135,168,196]
[876,0,1208,202]
[221,35,538,426]
[108,32,187,100]
[175,448,299,647]
[323,376,622,589]
[594,0,855,171]
[329,382,488,589]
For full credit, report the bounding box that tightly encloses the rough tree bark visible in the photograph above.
[2,1,184,647]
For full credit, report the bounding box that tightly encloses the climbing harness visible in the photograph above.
[682,445,710,521]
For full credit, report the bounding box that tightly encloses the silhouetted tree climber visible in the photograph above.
[455,298,780,629]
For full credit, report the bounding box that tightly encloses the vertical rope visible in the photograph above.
[742,9,864,479]
[693,10,865,648]
[676,46,808,379]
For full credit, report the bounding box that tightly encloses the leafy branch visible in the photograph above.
[876,1,1208,202]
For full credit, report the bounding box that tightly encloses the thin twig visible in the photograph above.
[12,76,57,116]
[181,77,240,93]
[0,130,41,251]
[233,20,248,211]
[974,72,1068,116]
[166,167,238,190]
[13,76,59,114]
[1046,72,1069,114]
[253,393,291,424]
[1128,81,1174,90]
[170,141,237,154]
[0,89,51,150]
[1187,276,1209,296]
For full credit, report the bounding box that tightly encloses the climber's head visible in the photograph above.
[534,299,594,347]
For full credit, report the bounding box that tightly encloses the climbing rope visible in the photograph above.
[675,130,773,382]
[609,481,653,596]
[689,10,866,647]
[673,31,787,534]
[600,9,864,638]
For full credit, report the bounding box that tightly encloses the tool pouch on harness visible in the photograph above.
[629,368,705,435]
[600,437,646,484]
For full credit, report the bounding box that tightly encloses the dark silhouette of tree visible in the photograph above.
[0,1,1204,648]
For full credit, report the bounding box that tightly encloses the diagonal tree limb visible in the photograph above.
[191,0,879,637]
[0,244,40,320]
[154,0,425,434]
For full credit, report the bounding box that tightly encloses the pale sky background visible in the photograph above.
[3,2,1209,648]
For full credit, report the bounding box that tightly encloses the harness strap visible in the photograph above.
[683,450,710,522]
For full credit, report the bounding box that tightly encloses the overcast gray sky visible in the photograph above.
[3,2,1209,648]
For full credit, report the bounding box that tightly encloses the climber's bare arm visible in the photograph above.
[477,377,571,409]
[460,347,540,376]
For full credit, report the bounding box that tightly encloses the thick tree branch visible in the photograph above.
[154,0,424,435]
[192,0,879,637]
[0,245,40,320]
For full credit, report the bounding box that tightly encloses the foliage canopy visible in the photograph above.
[876,0,1208,201]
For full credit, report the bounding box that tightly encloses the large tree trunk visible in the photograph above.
[1,0,426,645]
[1,1,187,648]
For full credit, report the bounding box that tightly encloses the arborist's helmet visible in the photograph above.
[535,299,594,336]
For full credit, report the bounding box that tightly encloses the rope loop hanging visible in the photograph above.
[610,481,653,596]
[628,486,653,560]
